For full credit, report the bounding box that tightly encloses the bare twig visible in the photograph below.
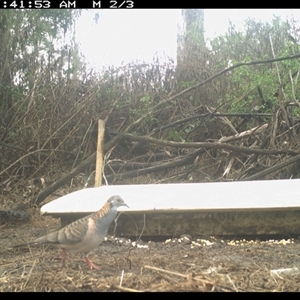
[269,35,290,130]
[109,284,143,292]
[219,124,268,143]
[144,265,186,277]
[226,274,238,292]
[23,259,37,289]
[119,269,124,287]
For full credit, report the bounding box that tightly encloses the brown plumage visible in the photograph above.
[13,195,128,270]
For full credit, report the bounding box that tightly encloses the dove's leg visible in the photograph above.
[84,256,100,270]
[60,249,67,267]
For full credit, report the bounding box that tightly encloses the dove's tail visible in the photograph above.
[11,241,38,248]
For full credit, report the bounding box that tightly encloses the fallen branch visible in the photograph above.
[151,113,271,134]
[107,157,174,171]
[219,124,268,143]
[122,133,299,156]
[242,152,300,181]
[106,149,204,181]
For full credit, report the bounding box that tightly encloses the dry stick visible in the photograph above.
[119,269,124,287]
[107,159,165,171]
[95,119,105,187]
[289,69,299,105]
[218,124,268,143]
[144,265,214,285]
[100,93,126,186]
[102,148,116,185]
[269,34,291,130]
[125,214,146,269]
[113,210,126,235]
[109,285,143,292]
[136,214,146,243]
[270,109,280,148]
[121,133,298,156]
[290,67,300,106]
[241,152,300,181]
[23,259,37,290]
[223,154,236,177]
[144,265,187,278]
[226,274,238,292]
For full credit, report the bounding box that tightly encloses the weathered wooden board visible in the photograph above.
[40,179,300,237]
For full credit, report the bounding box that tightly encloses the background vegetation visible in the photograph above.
[1,9,300,209]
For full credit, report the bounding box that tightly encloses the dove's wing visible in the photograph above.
[34,213,94,246]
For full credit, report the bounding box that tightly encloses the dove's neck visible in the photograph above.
[95,207,118,235]
[94,201,112,219]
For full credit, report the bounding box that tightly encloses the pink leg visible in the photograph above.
[60,249,66,267]
[84,256,101,270]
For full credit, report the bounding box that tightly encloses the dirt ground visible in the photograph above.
[1,210,300,292]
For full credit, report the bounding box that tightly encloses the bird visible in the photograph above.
[12,195,129,270]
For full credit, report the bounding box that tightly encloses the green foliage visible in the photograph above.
[167,130,185,142]
[0,10,80,115]
[209,16,300,114]
[140,94,151,104]
[179,80,197,89]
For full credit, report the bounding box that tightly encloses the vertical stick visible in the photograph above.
[95,119,105,187]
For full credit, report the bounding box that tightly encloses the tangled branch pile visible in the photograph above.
[1,12,300,209]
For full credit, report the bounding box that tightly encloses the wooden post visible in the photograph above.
[95,119,105,187]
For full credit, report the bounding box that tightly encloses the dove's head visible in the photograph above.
[108,195,129,209]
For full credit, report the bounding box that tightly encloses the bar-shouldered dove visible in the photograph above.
[13,195,128,270]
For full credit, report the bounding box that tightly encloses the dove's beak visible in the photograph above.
[123,203,129,208]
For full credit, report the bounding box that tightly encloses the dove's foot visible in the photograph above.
[85,256,101,270]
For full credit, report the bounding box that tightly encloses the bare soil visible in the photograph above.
[1,210,300,292]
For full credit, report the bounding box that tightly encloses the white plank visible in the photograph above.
[41,179,300,216]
